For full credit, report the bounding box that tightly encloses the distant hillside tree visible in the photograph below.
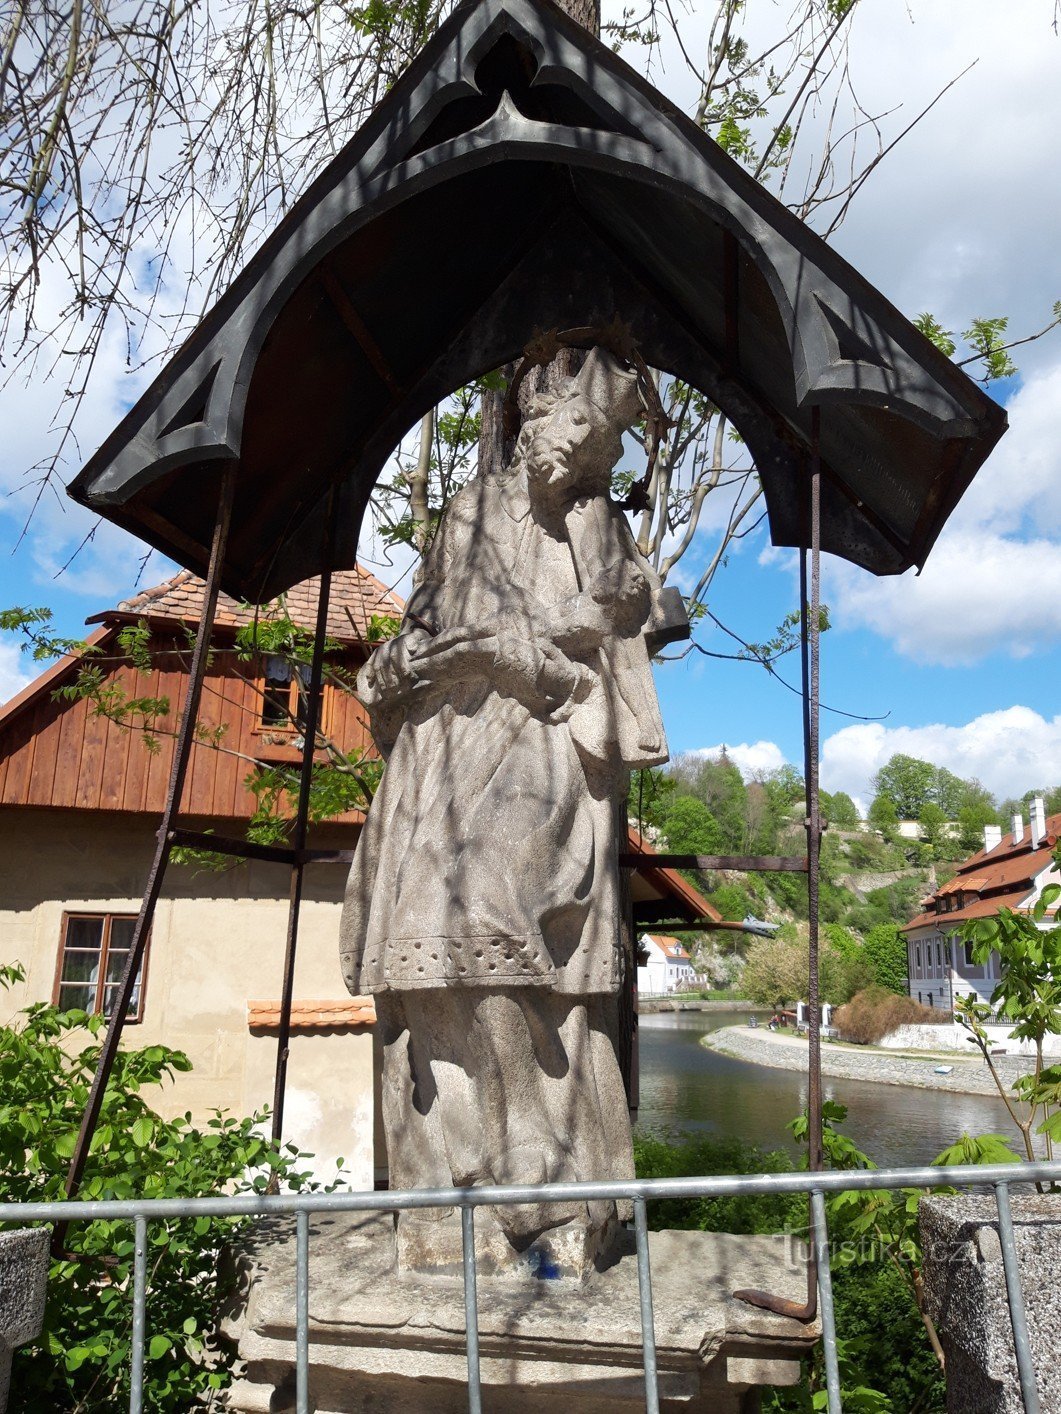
[918,801,948,855]
[868,794,900,838]
[661,795,725,860]
[827,791,860,828]
[872,754,938,818]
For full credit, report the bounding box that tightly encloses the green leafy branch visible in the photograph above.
[916,300,1061,383]
[1,966,333,1410]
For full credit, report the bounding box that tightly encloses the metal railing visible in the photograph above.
[5,1158,1059,1414]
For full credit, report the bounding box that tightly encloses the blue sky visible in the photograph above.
[3,0,1061,812]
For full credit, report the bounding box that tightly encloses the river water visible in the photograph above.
[635,1010,1016,1169]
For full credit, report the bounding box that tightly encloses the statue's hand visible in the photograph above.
[494,632,580,713]
[357,633,429,705]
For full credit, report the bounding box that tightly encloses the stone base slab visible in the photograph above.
[222,1213,819,1413]
[0,1227,49,1414]
[394,1206,621,1281]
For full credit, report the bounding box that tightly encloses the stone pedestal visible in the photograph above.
[395,1205,621,1280]
[920,1194,1061,1413]
[0,1228,49,1414]
[222,1213,819,1413]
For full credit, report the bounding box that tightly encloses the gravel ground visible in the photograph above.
[703,1025,1037,1096]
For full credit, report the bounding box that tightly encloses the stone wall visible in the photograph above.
[705,1025,1036,1096]
[880,1022,1061,1058]
[920,1193,1060,1413]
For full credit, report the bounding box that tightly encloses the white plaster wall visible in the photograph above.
[879,1022,1061,1059]
[0,809,375,1187]
[637,955,667,994]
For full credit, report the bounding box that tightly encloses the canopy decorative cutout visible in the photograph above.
[67,0,1005,601]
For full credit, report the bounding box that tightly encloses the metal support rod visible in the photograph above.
[129,1214,148,1414]
[811,1191,841,1414]
[272,493,337,1146]
[296,1209,310,1414]
[735,411,823,1322]
[461,1205,483,1414]
[8,1158,1061,1225]
[804,407,824,1179]
[633,1197,660,1414]
[60,464,238,1232]
[995,1182,1041,1414]
[620,851,807,872]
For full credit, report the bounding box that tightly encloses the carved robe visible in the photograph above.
[339,465,668,999]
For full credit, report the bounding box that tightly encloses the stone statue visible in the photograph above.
[340,348,682,1274]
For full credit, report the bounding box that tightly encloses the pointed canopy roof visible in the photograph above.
[67,0,1005,602]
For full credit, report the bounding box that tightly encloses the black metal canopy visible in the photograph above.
[67,0,1006,602]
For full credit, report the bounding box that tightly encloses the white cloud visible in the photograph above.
[830,531,1061,666]
[826,359,1061,664]
[0,640,31,707]
[822,706,1061,805]
[690,740,788,779]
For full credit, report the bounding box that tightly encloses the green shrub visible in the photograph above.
[708,881,757,921]
[833,985,948,1045]
[635,1124,946,1414]
[0,964,323,1411]
[633,1134,804,1236]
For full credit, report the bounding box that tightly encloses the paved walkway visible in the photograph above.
[704,1025,1036,1096]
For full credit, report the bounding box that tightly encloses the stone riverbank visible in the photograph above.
[704,1025,1036,1097]
[638,998,751,1014]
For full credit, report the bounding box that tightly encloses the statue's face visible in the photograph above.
[525,392,623,497]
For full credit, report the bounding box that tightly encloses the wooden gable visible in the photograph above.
[0,576,387,822]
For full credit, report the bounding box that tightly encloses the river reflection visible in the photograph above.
[635,1010,1016,1169]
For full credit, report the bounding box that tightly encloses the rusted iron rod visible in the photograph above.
[58,463,239,1233]
[166,829,297,865]
[736,407,824,1323]
[165,829,353,867]
[271,492,337,1149]
[620,852,807,872]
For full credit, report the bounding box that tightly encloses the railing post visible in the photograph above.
[810,1190,841,1414]
[633,1196,660,1414]
[461,1205,482,1414]
[995,1182,1041,1413]
[296,1209,310,1414]
[129,1214,147,1414]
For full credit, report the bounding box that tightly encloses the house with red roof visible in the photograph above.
[637,933,696,996]
[1,571,721,1175]
[901,798,1061,1012]
[0,567,401,1185]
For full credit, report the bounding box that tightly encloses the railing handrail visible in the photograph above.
[7,1160,1058,1414]
[4,1157,1060,1225]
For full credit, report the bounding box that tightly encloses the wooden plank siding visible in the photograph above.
[0,628,372,823]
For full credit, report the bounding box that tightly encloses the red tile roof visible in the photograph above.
[902,812,1061,932]
[93,566,404,643]
[248,998,376,1030]
[959,814,1061,872]
[902,888,1034,932]
[647,934,692,962]
[625,828,724,925]
[936,873,990,896]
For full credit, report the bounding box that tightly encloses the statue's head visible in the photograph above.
[518,348,640,501]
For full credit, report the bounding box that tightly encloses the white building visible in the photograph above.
[637,934,696,995]
[902,799,1061,1012]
